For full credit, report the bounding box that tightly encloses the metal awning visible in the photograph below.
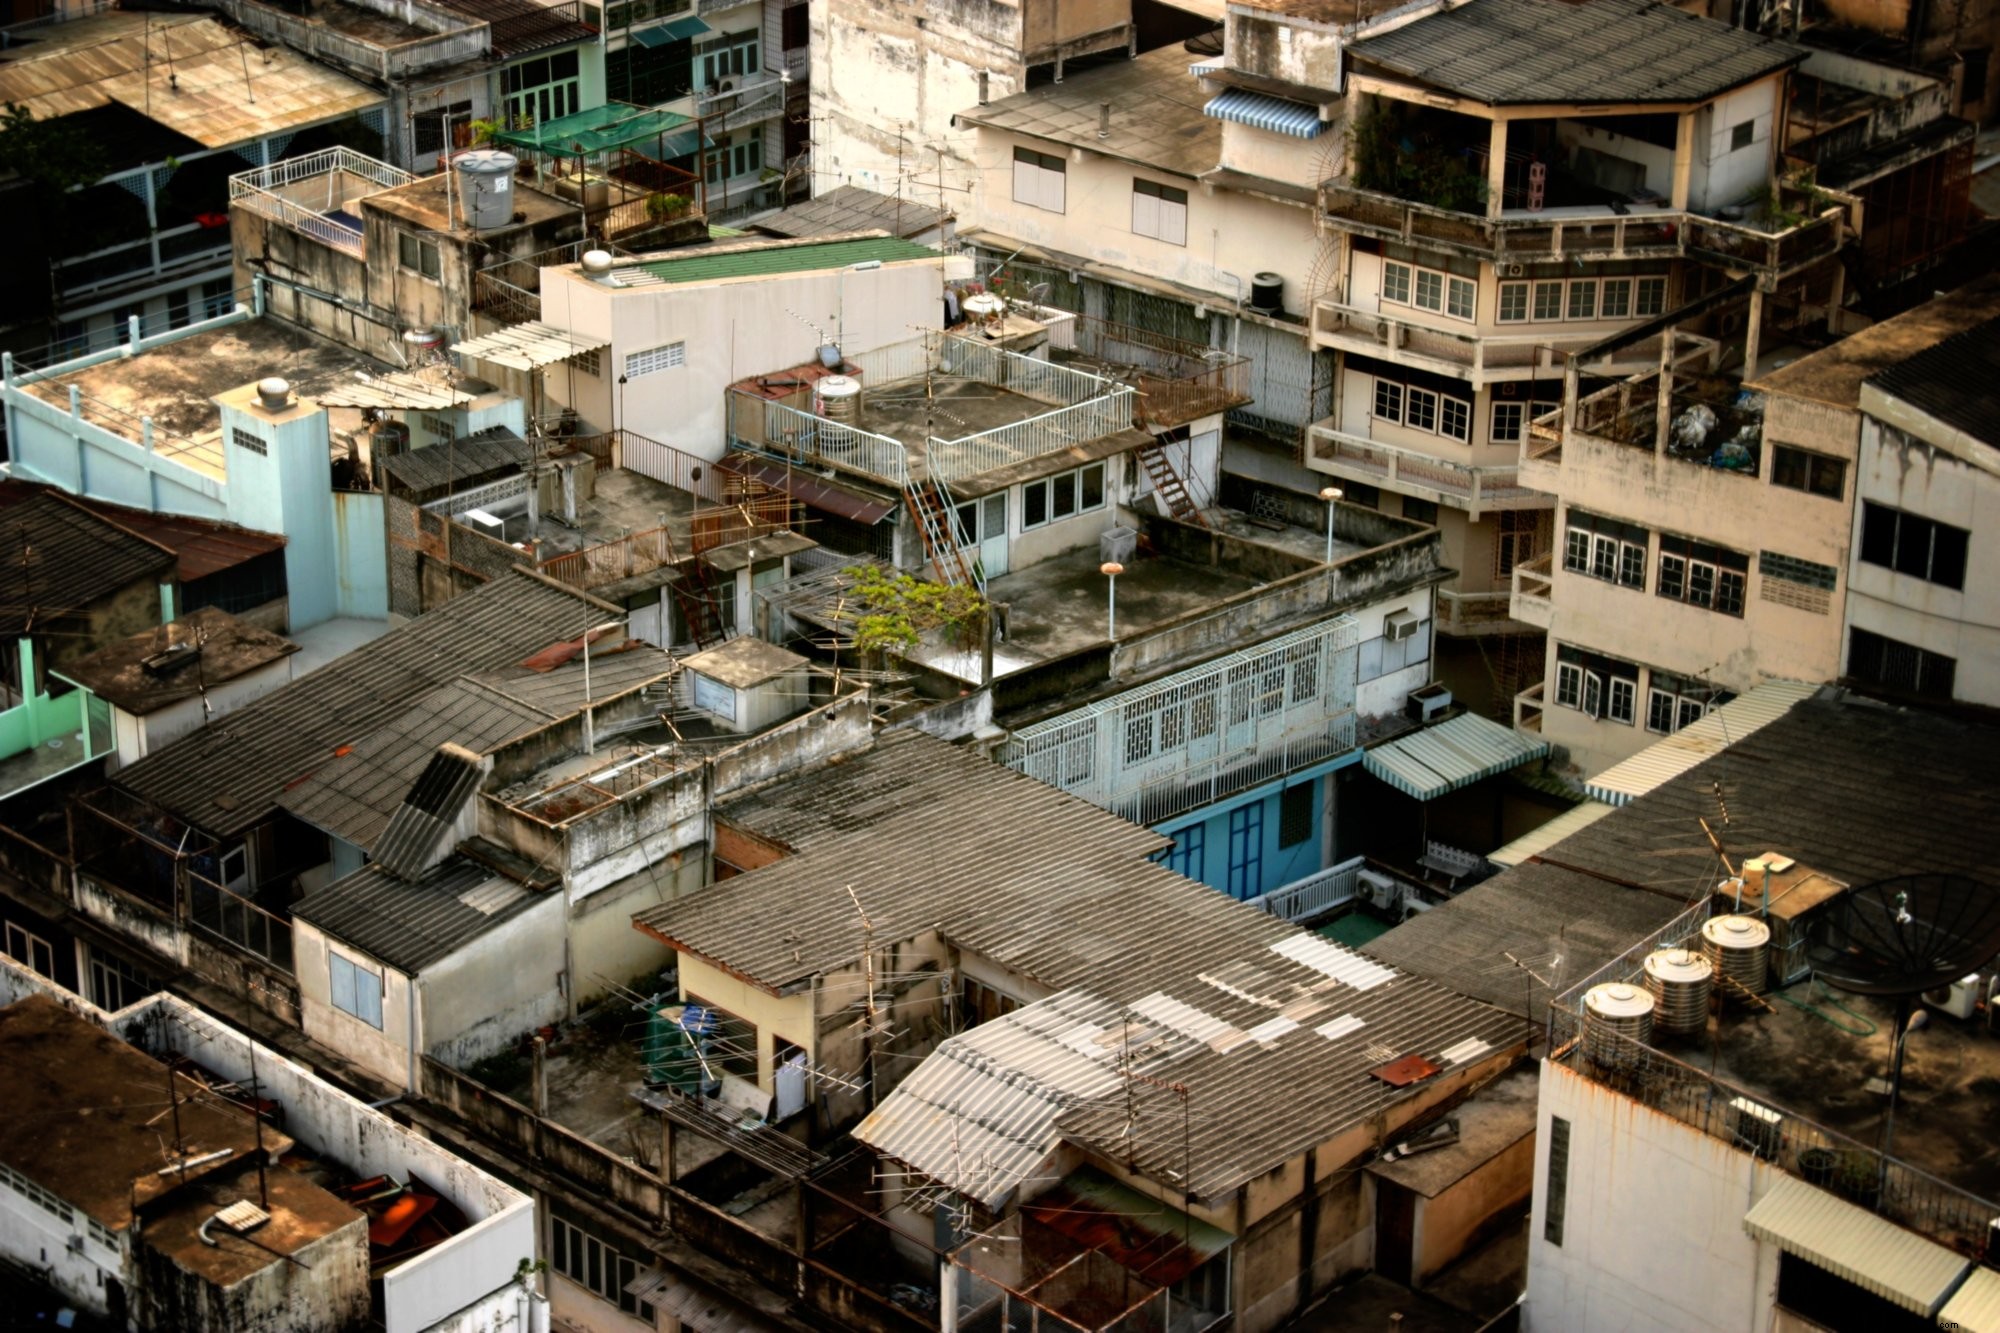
[630,15,709,46]
[314,371,472,411]
[1363,711,1548,801]
[728,454,898,524]
[1584,680,1817,806]
[451,322,608,372]
[1941,1266,2000,1333]
[1203,88,1329,139]
[1743,1176,1969,1316]
[1487,800,1614,867]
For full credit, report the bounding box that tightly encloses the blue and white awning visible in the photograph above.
[1363,712,1548,801]
[1203,88,1328,139]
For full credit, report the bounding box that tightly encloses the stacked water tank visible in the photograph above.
[1582,983,1655,1069]
[1642,947,1714,1036]
[1702,914,1772,1001]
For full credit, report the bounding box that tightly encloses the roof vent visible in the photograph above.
[581,249,615,274]
[255,377,292,412]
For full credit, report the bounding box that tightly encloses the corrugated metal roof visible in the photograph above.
[0,491,176,636]
[1868,312,2000,454]
[1351,0,1805,106]
[451,323,608,372]
[1363,711,1549,800]
[315,371,471,411]
[637,236,939,286]
[1487,801,1615,867]
[378,429,533,497]
[374,745,485,881]
[751,185,949,241]
[1202,88,1329,139]
[1743,1175,1968,1315]
[1941,1265,2000,1333]
[292,855,543,975]
[1585,681,1819,806]
[725,455,897,524]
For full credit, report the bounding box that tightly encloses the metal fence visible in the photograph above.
[187,871,294,974]
[728,394,911,487]
[229,148,417,259]
[1000,616,1358,827]
[1242,856,1364,923]
[926,392,1135,487]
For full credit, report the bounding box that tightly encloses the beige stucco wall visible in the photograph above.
[677,952,817,1091]
[295,919,420,1089]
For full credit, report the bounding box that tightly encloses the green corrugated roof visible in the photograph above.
[639,236,938,284]
[489,103,695,157]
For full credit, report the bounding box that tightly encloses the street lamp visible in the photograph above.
[580,617,627,755]
[1101,561,1124,641]
[1319,486,1343,565]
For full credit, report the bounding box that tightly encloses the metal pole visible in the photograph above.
[1101,561,1122,641]
[1320,486,1343,564]
[581,619,595,755]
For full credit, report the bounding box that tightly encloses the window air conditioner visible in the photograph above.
[1729,1096,1782,1158]
[1384,609,1421,642]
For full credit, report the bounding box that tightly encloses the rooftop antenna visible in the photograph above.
[249,1041,268,1210]
[845,885,879,1108]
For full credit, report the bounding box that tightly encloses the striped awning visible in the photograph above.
[1941,1266,2000,1333]
[1203,88,1329,139]
[1363,711,1548,801]
[314,371,471,411]
[1584,680,1817,806]
[1743,1175,1969,1316]
[451,322,608,372]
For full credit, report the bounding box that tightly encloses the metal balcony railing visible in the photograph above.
[229,148,418,259]
[1308,423,1541,513]
[1241,856,1364,923]
[1048,313,1252,428]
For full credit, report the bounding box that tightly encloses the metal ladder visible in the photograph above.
[1134,438,1210,528]
[670,558,727,649]
[902,475,983,595]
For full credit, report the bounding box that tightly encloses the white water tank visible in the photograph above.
[815,375,861,423]
[457,150,519,229]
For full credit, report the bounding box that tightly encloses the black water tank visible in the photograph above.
[1249,271,1284,314]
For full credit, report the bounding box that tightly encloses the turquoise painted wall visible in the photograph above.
[1154,769,1336,902]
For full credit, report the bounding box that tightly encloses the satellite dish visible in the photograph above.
[1803,873,2000,997]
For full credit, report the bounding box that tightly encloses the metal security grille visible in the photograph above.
[1231,321,1333,447]
[1543,1116,1570,1246]
[999,616,1359,826]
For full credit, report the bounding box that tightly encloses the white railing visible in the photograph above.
[1000,616,1359,827]
[926,389,1135,485]
[1242,856,1365,923]
[229,149,417,260]
[1308,423,1542,512]
[230,146,416,198]
[730,395,910,487]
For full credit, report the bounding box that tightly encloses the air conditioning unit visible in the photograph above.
[1923,973,1982,1021]
[1729,1096,1782,1158]
[461,508,505,541]
[1384,609,1421,642]
[1405,682,1452,722]
[719,78,737,93]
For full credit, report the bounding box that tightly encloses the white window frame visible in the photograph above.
[1491,401,1525,444]
[1372,379,1404,424]
[1131,178,1188,245]
[3,922,54,979]
[1635,276,1667,317]
[1020,461,1106,531]
[1554,661,1583,709]
[1382,259,1474,323]
[1601,277,1632,319]
[329,950,384,1029]
[1498,281,1529,323]
[1405,387,1438,433]
[1382,261,1412,305]
[1606,676,1636,725]
[1438,396,1470,442]
[625,341,686,379]
[1012,146,1066,213]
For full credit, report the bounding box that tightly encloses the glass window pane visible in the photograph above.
[1383,263,1411,304]
[1023,481,1048,528]
[1498,283,1528,322]
[1446,276,1474,319]
[1079,463,1105,509]
[1601,279,1631,318]
[1414,269,1444,311]
[1052,471,1077,519]
[1533,282,1564,320]
[1567,281,1597,320]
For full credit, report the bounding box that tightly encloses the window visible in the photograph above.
[705,132,763,184]
[1406,387,1438,433]
[3,922,55,979]
[1563,510,1647,589]
[1600,277,1632,319]
[1553,645,1639,724]
[201,278,234,320]
[1012,146,1065,213]
[1382,261,1411,305]
[1131,178,1188,245]
[1358,616,1430,681]
[1858,501,1967,589]
[625,341,686,379]
[1543,1117,1570,1246]
[230,426,267,457]
[88,951,157,1012]
[1657,535,1748,615]
[552,1215,657,1322]
[781,2,808,50]
[607,37,697,107]
[1020,462,1106,530]
[697,30,760,87]
[1166,824,1205,881]
[961,976,1019,1029]
[414,99,473,157]
[1494,509,1547,578]
[1226,804,1263,900]
[1372,379,1404,424]
[1438,396,1470,442]
[397,233,441,281]
[1565,281,1597,321]
[503,50,582,128]
[1491,401,1525,444]
[1278,783,1316,849]
[1381,259,1474,322]
[1645,670,1728,735]
[328,952,383,1029]
[569,347,601,378]
[1730,120,1756,152]
[1532,281,1564,321]
[1497,282,1529,323]
[1848,626,1957,699]
[1402,497,1438,526]
[1635,276,1667,316]
[1771,445,1845,499]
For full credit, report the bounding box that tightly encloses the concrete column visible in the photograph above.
[1486,118,1508,221]
[1743,287,1765,377]
[1671,112,1695,211]
[1654,330,1674,484]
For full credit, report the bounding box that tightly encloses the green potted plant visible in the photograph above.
[646,191,690,222]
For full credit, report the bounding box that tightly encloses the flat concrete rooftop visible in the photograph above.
[988,545,1261,663]
[26,320,385,481]
[368,170,578,235]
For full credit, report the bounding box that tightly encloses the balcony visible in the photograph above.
[1512,680,1545,734]
[1319,179,1846,280]
[1307,421,1546,515]
[1310,299,1673,386]
[1436,588,1530,637]
[1242,855,1365,924]
[695,72,786,134]
[999,617,1359,828]
[206,0,488,81]
[229,147,418,260]
[1509,553,1554,631]
[1517,331,1727,483]
[1046,314,1252,428]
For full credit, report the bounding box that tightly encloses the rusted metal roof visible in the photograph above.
[725,454,897,525]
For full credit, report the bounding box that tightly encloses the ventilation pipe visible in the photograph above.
[1099,103,1111,139]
